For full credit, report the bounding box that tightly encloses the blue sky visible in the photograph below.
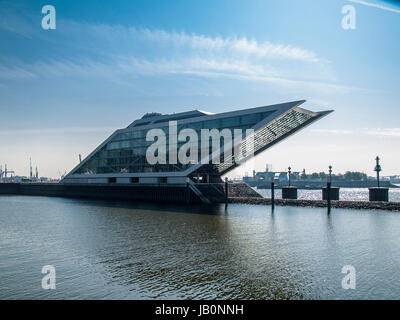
[0,0,399,178]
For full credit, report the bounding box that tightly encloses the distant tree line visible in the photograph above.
[296,171,368,181]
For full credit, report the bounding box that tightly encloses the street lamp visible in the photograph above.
[374,156,381,188]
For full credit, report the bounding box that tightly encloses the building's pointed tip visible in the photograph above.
[317,109,334,116]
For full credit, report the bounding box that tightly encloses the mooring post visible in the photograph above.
[185,180,190,204]
[225,177,228,206]
[271,177,275,210]
[369,156,388,201]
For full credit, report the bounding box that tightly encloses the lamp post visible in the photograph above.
[225,177,228,206]
[369,156,388,201]
[374,156,381,188]
[327,165,332,213]
[282,166,297,199]
[271,177,275,210]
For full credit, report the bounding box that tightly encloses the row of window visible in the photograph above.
[114,112,274,142]
[108,177,140,183]
[215,110,313,174]
[74,110,311,176]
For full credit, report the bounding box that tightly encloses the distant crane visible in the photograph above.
[30,157,33,179]
[58,170,67,179]
[0,164,15,179]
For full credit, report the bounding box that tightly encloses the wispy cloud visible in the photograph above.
[311,129,354,135]
[0,66,36,79]
[312,128,400,137]
[347,0,400,13]
[110,27,320,62]
[363,128,400,136]
[0,17,353,95]
[0,127,115,136]
[0,54,356,95]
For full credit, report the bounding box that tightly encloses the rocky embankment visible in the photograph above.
[255,180,398,189]
[229,197,400,211]
[228,183,263,198]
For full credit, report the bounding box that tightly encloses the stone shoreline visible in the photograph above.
[228,197,400,211]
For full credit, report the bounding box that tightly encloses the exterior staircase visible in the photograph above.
[194,182,262,203]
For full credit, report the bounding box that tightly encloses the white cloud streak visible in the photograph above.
[311,129,354,135]
[0,66,36,79]
[0,127,115,136]
[347,0,400,13]
[129,28,320,62]
[312,128,400,137]
[0,55,355,94]
[68,23,320,63]
[0,22,352,94]
[363,128,400,136]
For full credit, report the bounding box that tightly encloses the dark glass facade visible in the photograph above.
[74,111,275,175]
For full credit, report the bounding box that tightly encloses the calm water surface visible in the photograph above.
[1,195,399,300]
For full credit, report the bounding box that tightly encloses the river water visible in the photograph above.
[1,195,399,300]
[255,187,400,202]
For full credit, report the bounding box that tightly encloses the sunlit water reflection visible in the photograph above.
[0,195,399,299]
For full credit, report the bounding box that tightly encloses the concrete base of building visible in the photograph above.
[322,187,340,200]
[0,183,203,204]
[0,182,262,204]
[282,186,298,199]
[369,187,389,202]
[0,183,19,194]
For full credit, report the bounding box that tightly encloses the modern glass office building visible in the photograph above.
[62,100,332,186]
